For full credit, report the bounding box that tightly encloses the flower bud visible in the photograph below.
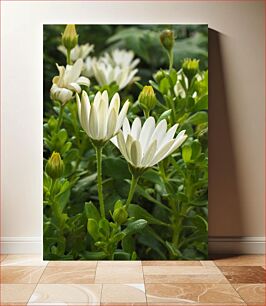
[45,152,64,179]
[153,70,165,83]
[182,58,199,81]
[62,24,78,50]
[112,205,128,225]
[138,86,157,112]
[160,30,174,52]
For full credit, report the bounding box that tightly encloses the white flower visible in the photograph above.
[83,56,97,78]
[92,49,140,90]
[174,74,187,99]
[58,43,94,62]
[102,49,140,69]
[51,59,90,105]
[92,61,138,90]
[76,90,130,143]
[112,117,187,169]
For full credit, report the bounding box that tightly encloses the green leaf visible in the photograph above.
[158,109,172,122]
[195,95,208,111]
[113,251,131,260]
[186,111,208,125]
[191,140,202,160]
[122,234,135,254]
[110,232,126,244]
[195,94,208,110]
[98,218,110,237]
[159,78,170,95]
[103,157,130,180]
[84,202,100,221]
[123,219,148,236]
[87,218,99,241]
[128,204,170,227]
[81,251,107,260]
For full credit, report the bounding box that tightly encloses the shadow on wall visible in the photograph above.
[208,29,244,238]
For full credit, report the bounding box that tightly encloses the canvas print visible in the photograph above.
[43,24,208,260]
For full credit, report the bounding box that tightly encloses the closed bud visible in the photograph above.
[45,152,64,179]
[62,24,78,50]
[160,29,174,52]
[112,205,128,225]
[138,86,157,112]
[182,58,199,81]
[153,70,165,83]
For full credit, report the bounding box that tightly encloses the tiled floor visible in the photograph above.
[0,254,265,305]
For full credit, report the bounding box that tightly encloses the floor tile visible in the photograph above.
[101,284,146,303]
[27,284,102,305]
[1,254,48,266]
[48,260,97,268]
[142,260,201,266]
[143,265,228,284]
[0,284,36,303]
[233,284,266,303]
[219,266,265,283]
[95,261,143,283]
[39,266,96,284]
[145,283,245,304]
[214,255,265,266]
[200,260,217,267]
[1,266,45,284]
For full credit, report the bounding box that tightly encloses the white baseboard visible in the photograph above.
[0,236,265,255]
[0,237,42,254]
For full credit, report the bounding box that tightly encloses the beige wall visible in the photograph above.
[1,1,265,252]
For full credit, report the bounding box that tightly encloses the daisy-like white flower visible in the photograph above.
[50,59,90,105]
[102,49,140,70]
[58,43,94,62]
[92,49,140,90]
[76,90,130,145]
[83,56,97,78]
[112,117,187,169]
[92,61,138,90]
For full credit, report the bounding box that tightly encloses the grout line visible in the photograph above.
[26,263,48,305]
[140,260,147,305]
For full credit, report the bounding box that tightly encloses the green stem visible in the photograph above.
[168,49,173,71]
[144,109,150,119]
[57,104,65,132]
[125,175,139,209]
[96,146,105,218]
[66,48,72,65]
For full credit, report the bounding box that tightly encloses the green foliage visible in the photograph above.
[43,24,208,260]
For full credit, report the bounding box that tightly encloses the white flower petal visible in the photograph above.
[131,117,142,140]
[115,100,130,132]
[106,108,118,140]
[150,119,167,144]
[88,103,98,139]
[159,123,179,149]
[68,82,81,93]
[117,130,130,162]
[167,131,187,156]
[76,76,90,87]
[141,139,157,167]
[98,93,108,139]
[109,93,120,115]
[80,91,91,137]
[139,117,155,151]
[94,91,102,112]
[67,59,83,83]
[122,117,131,139]
[130,139,142,167]
[125,134,134,161]
[150,139,175,166]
